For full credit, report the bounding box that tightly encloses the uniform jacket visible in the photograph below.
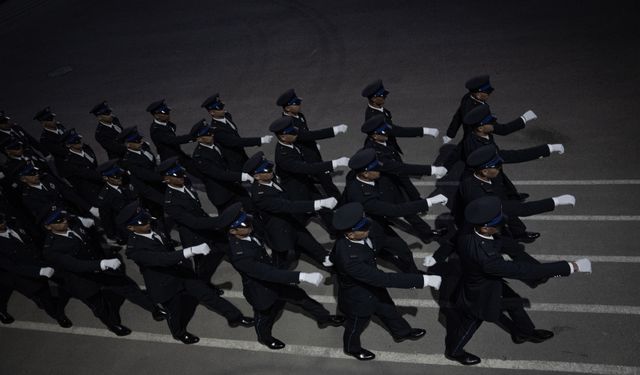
[150,120,192,161]
[456,232,571,322]
[364,106,424,155]
[59,144,102,206]
[192,143,248,207]
[211,113,261,171]
[0,125,50,158]
[228,235,300,311]
[39,127,67,163]
[274,142,333,201]
[120,145,164,191]
[0,229,49,297]
[20,174,91,218]
[125,231,196,303]
[447,95,526,140]
[286,112,334,163]
[332,236,423,316]
[94,118,126,159]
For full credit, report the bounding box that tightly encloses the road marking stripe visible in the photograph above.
[3,321,639,374]
[219,291,640,315]
[411,253,640,263]
[331,179,640,187]
[418,214,640,221]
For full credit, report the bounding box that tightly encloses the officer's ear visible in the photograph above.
[126,225,135,232]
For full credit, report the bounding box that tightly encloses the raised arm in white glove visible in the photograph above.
[569,258,592,273]
[332,124,348,135]
[39,267,55,278]
[241,173,255,183]
[89,207,100,218]
[183,243,211,258]
[520,110,538,123]
[423,275,442,290]
[260,135,273,145]
[430,166,448,179]
[553,194,576,207]
[299,272,324,287]
[331,157,350,169]
[426,194,448,207]
[100,258,122,271]
[78,217,95,228]
[314,197,338,210]
[442,136,453,144]
[423,255,436,268]
[422,127,439,138]
[548,144,565,154]
[322,255,333,267]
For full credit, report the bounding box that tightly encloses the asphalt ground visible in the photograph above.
[1,0,639,374]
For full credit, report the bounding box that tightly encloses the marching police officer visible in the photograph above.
[90,101,125,160]
[119,202,254,345]
[331,202,442,360]
[342,148,448,272]
[190,119,254,212]
[243,151,336,269]
[444,196,592,365]
[58,128,103,208]
[220,204,344,350]
[201,93,273,171]
[276,89,347,199]
[361,79,440,155]
[41,206,168,336]
[34,106,67,168]
[444,75,537,145]
[0,110,50,160]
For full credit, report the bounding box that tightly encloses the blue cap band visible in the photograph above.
[102,165,125,177]
[485,212,504,227]
[365,158,381,171]
[165,164,185,177]
[281,125,298,135]
[351,217,371,231]
[480,154,503,169]
[373,122,392,134]
[373,87,388,97]
[126,210,151,226]
[230,212,252,229]
[125,132,143,142]
[44,209,65,225]
[479,82,493,92]
[196,125,212,137]
[254,160,273,174]
[480,114,496,125]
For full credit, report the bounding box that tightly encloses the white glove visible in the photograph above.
[184,243,211,258]
[423,275,442,290]
[39,267,55,278]
[430,166,448,179]
[89,207,100,218]
[548,144,565,154]
[241,173,254,183]
[426,194,448,207]
[331,157,350,169]
[78,217,95,228]
[442,136,452,144]
[520,110,538,123]
[260,135,273,144]
[322,255,333,267]
[100,258,122,271]
[423,255,437,268]
[553,194,576,207]
[314,197,338,210]
[422,127,439,138]
[574,258,592,273]
[299,272,324,287]
[332,124,348,135]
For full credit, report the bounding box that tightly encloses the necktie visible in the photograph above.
[272,183,283,192]
[68,230,82,240]
[225,118,237,131]
[82,152,95,164]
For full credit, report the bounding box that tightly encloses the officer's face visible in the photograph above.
[230,226,253,237]
[277,133,298,143]
[473,92,490,102]
[128,223,151,234]
[47,218,69,232]
[0,222,6,232]
[104,175,123,186]
[6,147,24,157]
[360,170,380,181]
[284,104,301,115]
[68,142,83,152]
[97,113,114,123]
[208,109,225,119]
[474,124,494,135]
[20,174,40,185]
[254,172,273,182]
[371,133,388,142]
[164,175,185,187]
[41,120,57,128]
[477,225,499,236]
[126,140,142,151]
[197,134,214,145]
[154,113,170,122]
[346,230,369,241]
[480,166,501,179]
[369,96,385,107]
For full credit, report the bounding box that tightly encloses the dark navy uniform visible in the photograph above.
[210,113,262,171]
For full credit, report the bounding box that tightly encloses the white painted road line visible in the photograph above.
[411,253,640,263]
[3,321,639,374]
[219,291,640,315]
[331,179,640,187]
[417,214,640,221]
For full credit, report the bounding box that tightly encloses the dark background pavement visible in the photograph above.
[1,1,639,374]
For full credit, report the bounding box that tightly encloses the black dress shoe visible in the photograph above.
[56,315,73,328]
[393,328,426,342]
[345,348,376,361]
[228,316,255,327]
[431,227,448,237]
[259,338,285,350]
[108,324,132,336]
[0,311,15,324]
[514,231,540,243]
[445,351,481,365]
[173,332,200,345]
[152,306,170,321]
[512,329,554,344]
[318,315,345,328]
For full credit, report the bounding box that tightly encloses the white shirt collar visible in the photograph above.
[44,127,60,134]
[0,128,10,134]
[99,121,118,129]
[283,112,300,119]
[134,231,159,240]
[278,141,294,149]
[107,182,122,191]
[474,229,494,240]
[199,142,215,149]
[473,174,491,184]
[69,148,85,157]
[368,104,384,112]
[154,119,168,126]
[53,230,74,238]
[356,176,375,186]
[127,148,141,154]
[167,184,186,193]
[375,140,388,147]
[29,183,45,190]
